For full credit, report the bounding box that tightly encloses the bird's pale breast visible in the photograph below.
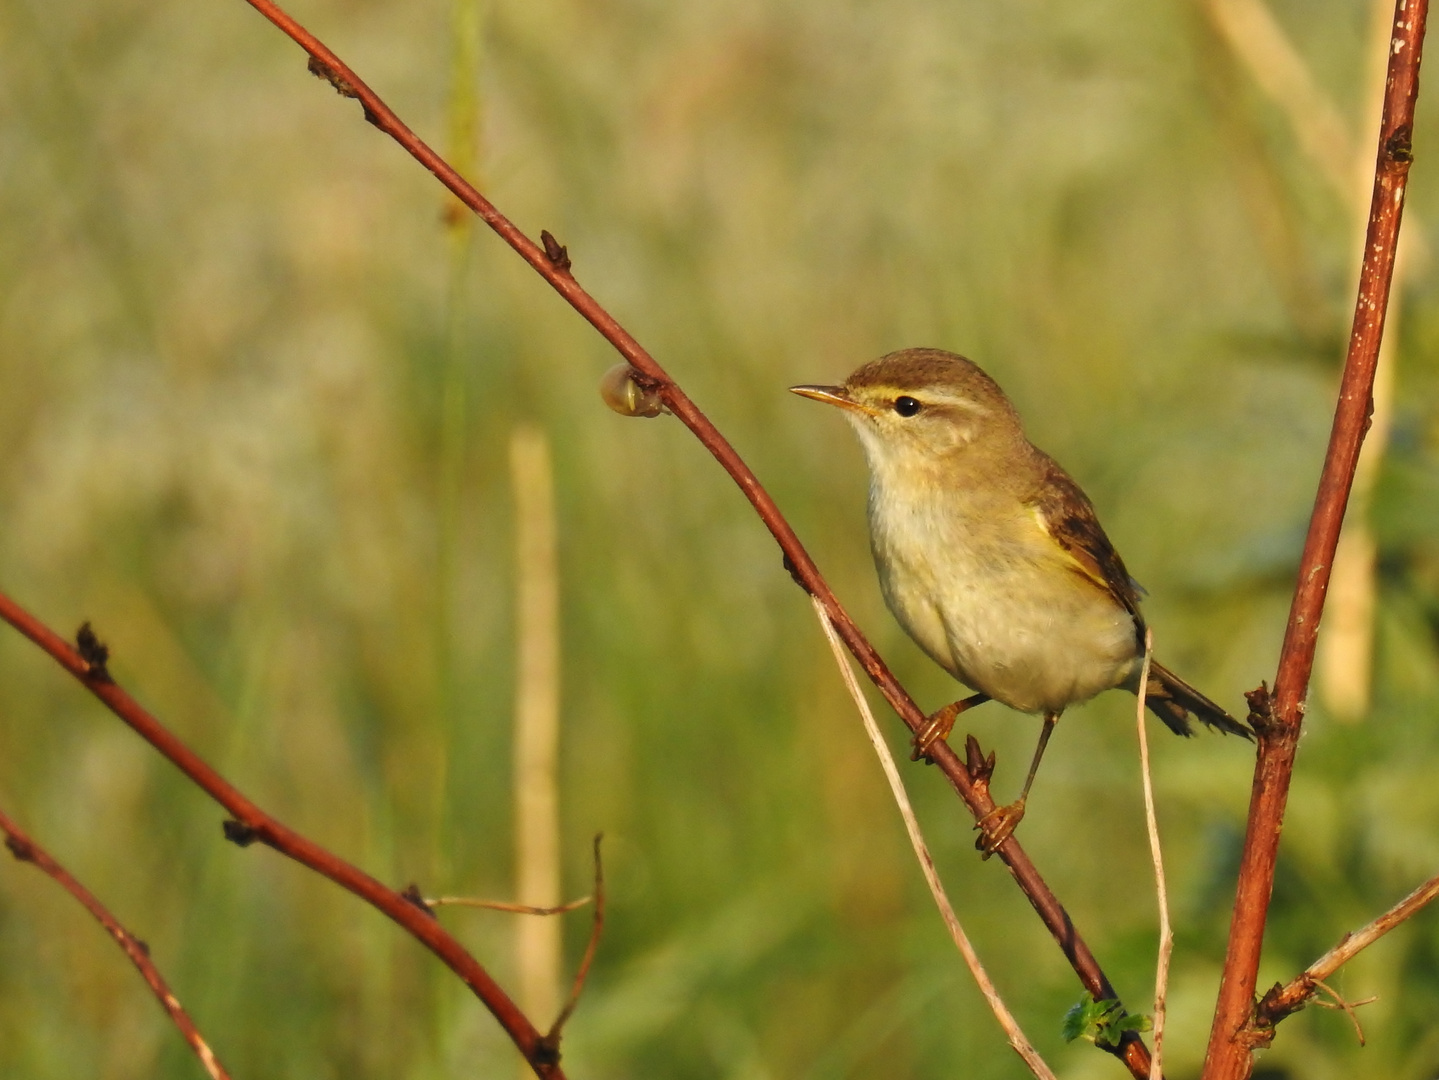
[867,473,1140,715]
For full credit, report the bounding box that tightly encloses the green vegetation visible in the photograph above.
[2,0,1438,1077]
[1062,994,1152,1050]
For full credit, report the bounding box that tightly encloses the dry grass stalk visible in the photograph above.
[1133,631,1171,1080]
[511,425,564,1026]
[810,596,1058,1080]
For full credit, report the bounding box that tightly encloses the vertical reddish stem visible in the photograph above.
[1202,2,1427,1075]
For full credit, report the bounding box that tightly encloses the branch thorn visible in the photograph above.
[963,734,995,788]
[541,230,572,273]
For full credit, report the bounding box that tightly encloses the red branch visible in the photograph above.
[1203,1,1428,1076]
[235,1,1157,1074]
[1256,868,1439,1026]
[0,595,565,1080]
[0,804,233,1080]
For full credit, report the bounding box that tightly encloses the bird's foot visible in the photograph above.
[911,702,963,761]
[973,799,1026,859]
[910,693,990,762]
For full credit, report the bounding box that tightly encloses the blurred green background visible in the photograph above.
[3,0,1439,1076]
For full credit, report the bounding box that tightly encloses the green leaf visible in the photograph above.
[1061,993,1152,1049]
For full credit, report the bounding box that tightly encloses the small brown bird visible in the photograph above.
[792,348,1250,852]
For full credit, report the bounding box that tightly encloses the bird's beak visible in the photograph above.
[788,384,877,416]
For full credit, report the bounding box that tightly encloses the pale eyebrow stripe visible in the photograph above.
[915,391,988,415]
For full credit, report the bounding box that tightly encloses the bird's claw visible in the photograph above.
[973,799,1026,859]
[910,701,963,761]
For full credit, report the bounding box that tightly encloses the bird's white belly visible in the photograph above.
[871,499,1139,715]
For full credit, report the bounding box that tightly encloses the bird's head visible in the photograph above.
[790,348,1025,477]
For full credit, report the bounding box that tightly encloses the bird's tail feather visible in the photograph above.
[1143,660,1252,740]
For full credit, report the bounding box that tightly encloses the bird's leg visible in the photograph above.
[912,692,991,761]
[974,711,1060,857]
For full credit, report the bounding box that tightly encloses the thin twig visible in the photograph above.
[545,834,606,1042]
[811,597,1058,1080]
[1256,869,1439,1026]
[234,4,1157,1073]
[428,896,592,915]
[0,598,565,1080]
[1305,873,1439,982]
[1313,991,1378,1010]
[0,803,232,1080]
[1311,979,1368,1046]
[1203,2,1429,1075]
[1134,630,1171,1080]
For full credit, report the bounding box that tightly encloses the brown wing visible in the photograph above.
[1030,455,1251,739]
[1029,453,1143,623]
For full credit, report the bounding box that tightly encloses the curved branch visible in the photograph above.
[0,803,232,1080]
[249,1,1154,1072]
[1203,2,1429,1075]
[0,596,565,1080]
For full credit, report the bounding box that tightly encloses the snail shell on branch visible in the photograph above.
[599,364,665,418]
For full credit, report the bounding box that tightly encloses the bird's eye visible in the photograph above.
[893,396,922,417]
